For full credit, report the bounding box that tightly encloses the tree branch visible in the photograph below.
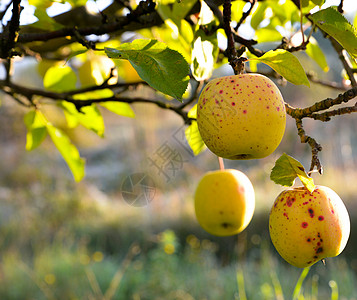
[295,118,322,173]
[235,0,256,31]
[285,87,357,119]
[0,79,193,124]
[0,0,21,58]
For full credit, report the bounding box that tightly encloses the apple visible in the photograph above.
[197,74,286,159]
[269,186,350,268]
[194,169,255,236]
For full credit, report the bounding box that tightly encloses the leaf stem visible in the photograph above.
[218,156,225,170]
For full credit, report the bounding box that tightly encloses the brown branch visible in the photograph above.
[285,87,357,119]
[295,118,323,173]
[0,0,13,23]
[285,87,357,173]
[15,0,161,53]
[0,0,21,58]
[309,103,357,121]
[223,0,237,65]
[0,79,192,124]
[235,0,256,31]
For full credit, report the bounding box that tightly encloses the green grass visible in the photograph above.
[1,226,356,300]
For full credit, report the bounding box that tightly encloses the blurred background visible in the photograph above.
[0,0,357,299]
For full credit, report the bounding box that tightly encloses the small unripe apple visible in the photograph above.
[194,169,255,236]
[197,74,286,159]
[269,186,350,268]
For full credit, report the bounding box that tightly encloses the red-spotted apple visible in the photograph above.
[269,186,350,268]
[197,74,286,159]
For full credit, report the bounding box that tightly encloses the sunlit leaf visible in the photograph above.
[60,101,105,137]
[100,102,135,118]
[255,28,283,43]
[185,121,206,156]
[46,123,85,182]
[305,36,329,72]
[250,2,267,29]
[311,0,325,6]
[157,0,197,23]
[43,65,77,92]
[24,110,47,151]
[191,1,218,81]
[73,89,114,101]
[25,110,85,182]
[191,32,217,81]
[270,153,315,193]
[310,7,357,59]
[184,105,206,156]
[105,39,190,101]
[29,8,64,31]
[187,104,197,119]
[28,0,53,9]
[253,49,310,86]
[231,1,247,24]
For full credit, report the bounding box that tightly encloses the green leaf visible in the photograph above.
[26,110,85,181]
[46,123,85,182]
[231,1,247,24]
[185,121,206,156]
[60,101,105,137]
[105,39,190,101]
[255,28,283,43]
[28,0,53,9]
[311,0,325,5]
[191,31,218,81]
[310,7,357,59]
[30,8,64,31]
[99,102,135,118]
[253,49,310,86]
[301,0,309,7]
[251,2,267,29]
[187,103,197,119]
[43,65,77,92]
[73,89,114,100]
[24,110,47,151]
[157,0,197,23]
[270,153,315,193]
[305,36,329,72]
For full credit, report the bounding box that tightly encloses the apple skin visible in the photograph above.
[197,74,286,160]
[269,186,350,268]
[194,169,255,236]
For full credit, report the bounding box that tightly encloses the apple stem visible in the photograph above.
[218,156,225,170]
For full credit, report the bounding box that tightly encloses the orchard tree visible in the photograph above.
[0,0,356,267]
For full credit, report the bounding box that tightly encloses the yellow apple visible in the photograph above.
[269,186,350,268]
[194,169,255,236]
[197,74,286,159]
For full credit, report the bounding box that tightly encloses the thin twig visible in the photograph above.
[295,118,323,173]
[235,0,256,31]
